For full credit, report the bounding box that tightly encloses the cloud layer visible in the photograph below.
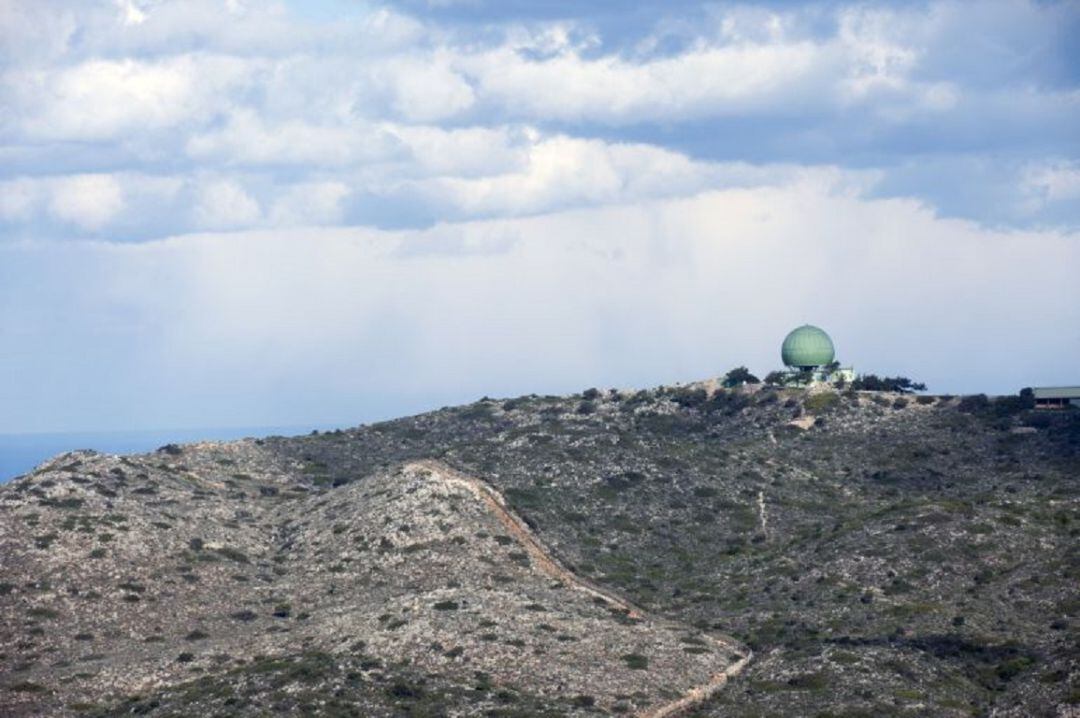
[1,0,1077,242]
[3,183,1078,433]
[0,0,1077,433]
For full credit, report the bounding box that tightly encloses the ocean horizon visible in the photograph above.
[0,425,336,483]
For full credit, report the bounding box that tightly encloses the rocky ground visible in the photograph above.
[1,382,1078,716]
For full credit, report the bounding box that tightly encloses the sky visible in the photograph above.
[0,0,1078,435]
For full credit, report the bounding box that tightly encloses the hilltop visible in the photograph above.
[1,383,1077,716]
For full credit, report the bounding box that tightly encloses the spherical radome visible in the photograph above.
[781,325,836,368]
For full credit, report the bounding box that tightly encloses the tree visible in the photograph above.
[723,366,760,387]
[764,371,787,386]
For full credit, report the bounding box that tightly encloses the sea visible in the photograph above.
[0,425,332,483]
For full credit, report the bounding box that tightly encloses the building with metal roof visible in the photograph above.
[1033,387,1080,409]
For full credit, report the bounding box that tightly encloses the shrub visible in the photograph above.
[988,394,1035,417]
[804,392,840,414]
[581,388,600,400]
[704,390,750,415]
[433,600,459,611]
[216,547,249,563]
[958,394,990,414]
[387,681,422,699]
[621,653,648,670]
[670,387,708,409]
[852,375,927,393]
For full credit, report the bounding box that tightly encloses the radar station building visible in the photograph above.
[780,325,855,386]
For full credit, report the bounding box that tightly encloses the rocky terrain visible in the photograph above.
[1,382,1078,716]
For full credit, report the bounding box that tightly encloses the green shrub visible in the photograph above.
[621,653,648,670]
[215,547,249,563]
[958,394,990,413]
[804,392,840,414]
[852,375,927,393]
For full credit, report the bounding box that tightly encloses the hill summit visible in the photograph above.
[1,383,1077,716]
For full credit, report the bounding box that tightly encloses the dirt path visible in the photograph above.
[406,460,752,718]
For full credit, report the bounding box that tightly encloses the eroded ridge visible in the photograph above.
[406,460,752,718]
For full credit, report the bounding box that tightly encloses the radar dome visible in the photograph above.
[781,325,835,368]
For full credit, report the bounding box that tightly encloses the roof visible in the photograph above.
[1033,386,1080,399]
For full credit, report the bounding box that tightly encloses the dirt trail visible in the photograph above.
[406,459,752,718]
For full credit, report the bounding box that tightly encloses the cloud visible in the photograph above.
[1021,160,1080,208]
[186,110,403,167]
[193,178,261,229]
[0,0,1075,239]
[269,181,351,226]
[412,135,728,216]
[48,174,125,230]
[458,40,832,124]
[2,183,1077,432]
[0,177,40,222]
[380,55,477,122]
[6,54,251,141]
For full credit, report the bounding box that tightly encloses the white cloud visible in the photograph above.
[409,135,879,219]
[0,0,1074,244]
[115,0,148,26]
[381,55,476,122]
[0,178,41,222]
[186,110,402,167]
[1021,161,1080,209]
[7,54,251,141]
[193,178,261,229]
[48,174,125,230]
[417,135,713,215]
[458,41,829,123]
[269,181,351,226]
[390,124,526,177]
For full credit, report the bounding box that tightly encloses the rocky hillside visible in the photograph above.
[1,383,1078,716]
